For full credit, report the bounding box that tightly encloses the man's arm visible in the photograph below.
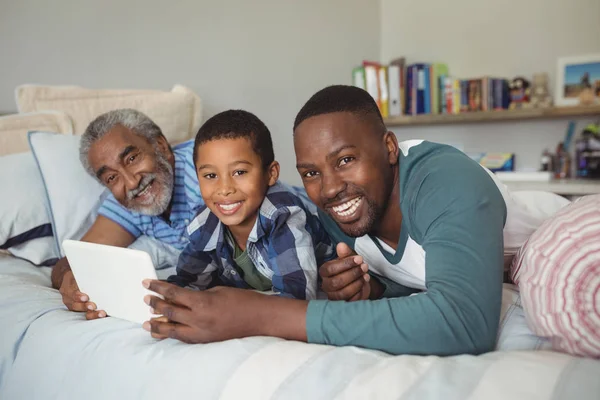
[306,153,506,355]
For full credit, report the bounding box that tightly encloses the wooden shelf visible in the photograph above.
[384,105,600,127]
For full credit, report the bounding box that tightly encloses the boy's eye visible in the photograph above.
[233,170,247,176]
[338,156,355,167]
[203,173,217,179]
[303,171,319,179]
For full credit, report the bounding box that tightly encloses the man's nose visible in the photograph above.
[321,173,346,201]
[123,169,141,191]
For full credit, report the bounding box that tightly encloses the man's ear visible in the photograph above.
[383,131,399,166]
[266,161,280,186]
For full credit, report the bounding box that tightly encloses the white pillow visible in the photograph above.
[0,111,73,156]
[16,85,202,144]
[29,132,108,257]
[0,152,58,265]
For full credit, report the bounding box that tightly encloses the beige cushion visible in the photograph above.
[16,84,202,144]
[0,111,73,156]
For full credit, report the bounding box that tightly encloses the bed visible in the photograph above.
[1,84,599,399]
[1,254,599,400]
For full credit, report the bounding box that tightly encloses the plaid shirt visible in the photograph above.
[168,182,335,300]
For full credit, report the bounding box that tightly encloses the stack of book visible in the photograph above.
[352,59,511,118]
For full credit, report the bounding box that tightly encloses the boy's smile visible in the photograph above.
[195,137,279,247]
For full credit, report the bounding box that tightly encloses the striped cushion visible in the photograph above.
[511,194,600,358]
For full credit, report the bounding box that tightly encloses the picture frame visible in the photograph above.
[555,54,600,106]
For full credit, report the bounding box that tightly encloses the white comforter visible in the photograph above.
[1,255,598,400]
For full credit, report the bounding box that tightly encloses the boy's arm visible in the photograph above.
[268,206,322,300]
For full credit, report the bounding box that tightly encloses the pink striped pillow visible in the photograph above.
[511,194,600,358]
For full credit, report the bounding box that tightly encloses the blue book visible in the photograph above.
[424,67,431,114]
[406,66,414,115]
[414,63,428,115]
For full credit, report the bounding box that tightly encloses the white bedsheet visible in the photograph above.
[1,255,598,400]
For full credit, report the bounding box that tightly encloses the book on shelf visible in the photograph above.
[351,57,512,119]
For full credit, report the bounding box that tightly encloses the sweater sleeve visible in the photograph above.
[305,152,506,355]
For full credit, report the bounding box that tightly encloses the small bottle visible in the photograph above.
[540,148,552,171]
[554,142,571,179]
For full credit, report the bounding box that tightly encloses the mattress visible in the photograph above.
[1,254,598,400]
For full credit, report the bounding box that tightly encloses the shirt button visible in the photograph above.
[231,270,237,275]
[180,237,186,242]
[184,219,190,224]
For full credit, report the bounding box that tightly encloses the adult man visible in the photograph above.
[53,109,203,319]
[144,85,526,356]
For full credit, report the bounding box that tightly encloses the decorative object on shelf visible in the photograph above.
[529,73,553,108]
[575,123,600,179]
[554,121,576,179]
[508,77,531,109]
[555,54,600,106]
[468,152,515,172]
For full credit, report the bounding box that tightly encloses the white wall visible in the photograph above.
[380,0,600,171]
[0,0,380,184]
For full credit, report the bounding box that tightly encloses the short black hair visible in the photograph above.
[193,109,274,168]
[293,85,386,133]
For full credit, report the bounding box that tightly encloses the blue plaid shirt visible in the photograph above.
[168,182,335,300]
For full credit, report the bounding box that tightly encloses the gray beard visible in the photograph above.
[124,150,174,216]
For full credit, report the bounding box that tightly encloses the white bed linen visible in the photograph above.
[1,254,598,400]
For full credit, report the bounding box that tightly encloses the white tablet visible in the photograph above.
[62,239,162,324]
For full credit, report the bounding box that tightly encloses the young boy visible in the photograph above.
[167,109,334,300]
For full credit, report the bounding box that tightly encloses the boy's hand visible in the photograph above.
[59,270,107,319]
[319,243,371,301]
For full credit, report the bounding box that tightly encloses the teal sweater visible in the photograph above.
[305,141,506,356]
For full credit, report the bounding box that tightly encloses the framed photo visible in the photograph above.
[555,54,600,106]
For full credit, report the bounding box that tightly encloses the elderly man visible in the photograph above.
[143,85,538,356]
[52,109,203,319]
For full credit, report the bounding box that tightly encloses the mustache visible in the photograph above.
[127,174,156,200]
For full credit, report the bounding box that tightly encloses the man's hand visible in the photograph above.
[142,280,308,344]
[320,243,384,301]
[58,270,106,320]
